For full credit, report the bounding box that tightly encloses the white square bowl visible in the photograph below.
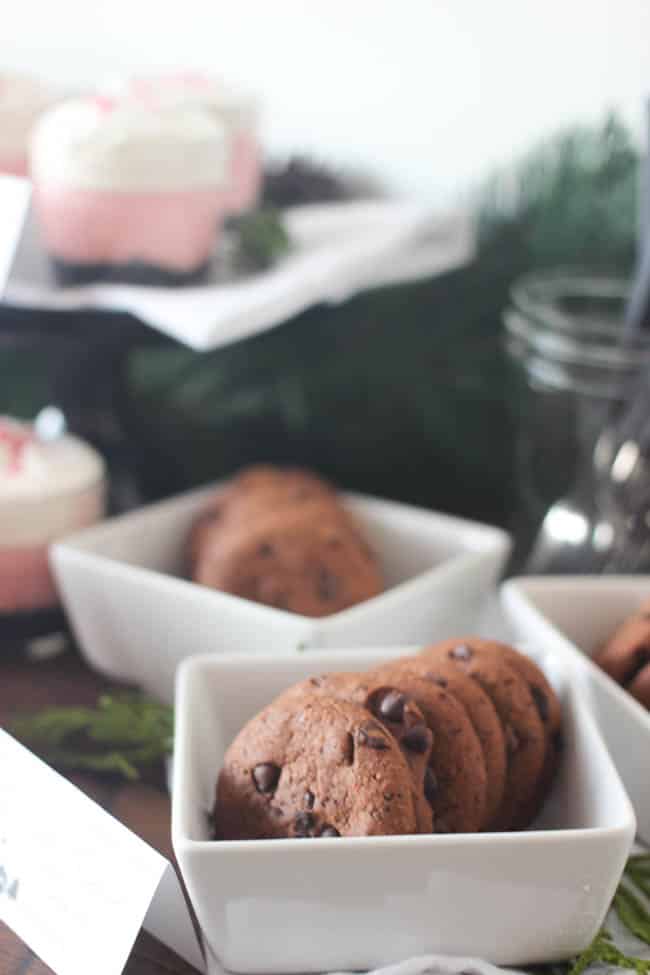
[51,484,510,702]
[502,575,650,844]
[171,647,634,974]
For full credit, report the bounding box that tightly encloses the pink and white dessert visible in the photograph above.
[30,95,230,285]
[124,73,262,215]
[0,73,58,177]
[0,417,105,614]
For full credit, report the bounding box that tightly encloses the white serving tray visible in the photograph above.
[51,483,510,703]
[502,575,650,844]
[3,187,474,351]
[173,646,635,973]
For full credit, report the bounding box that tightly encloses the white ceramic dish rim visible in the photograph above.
[501,576,650,735]
[171,647,636,855]
[55,484,511,628]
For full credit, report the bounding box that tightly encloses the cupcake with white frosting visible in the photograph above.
[0,416,105,614]
[30,94,230,285]
[0,72,58,178]
[124,73,261,215]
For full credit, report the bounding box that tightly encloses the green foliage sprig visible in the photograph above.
[528,854,650,975]
[568,928,650,975]
[233,206,292,270]
[6,693,173,781]
[479,113,639,274]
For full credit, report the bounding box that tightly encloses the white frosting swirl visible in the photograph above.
[30,95,229,191]
[118,73,259,134]
[0,73,59,160]
[0,417,106,546]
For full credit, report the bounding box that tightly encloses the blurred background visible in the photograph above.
[6,0,650,200]
[2,0,650,569]
[4,10,650,972]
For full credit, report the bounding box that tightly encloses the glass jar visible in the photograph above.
[504,270,650,565]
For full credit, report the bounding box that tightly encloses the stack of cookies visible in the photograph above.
[215,638,562,839]
[189,466,384,616]
[593,599,650,710]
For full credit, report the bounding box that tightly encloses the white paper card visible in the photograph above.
[0,175,31,294]
[0,730,204,975]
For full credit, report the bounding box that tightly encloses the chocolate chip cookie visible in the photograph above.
[216,694,419,839]
[279,672,434,832]
[421,640,546,830]
[476,640,563,824]
[190,464,384,615]
[628,664,650,708]
[193,500,384,616]
[380,655,506,829]
[593,607,650,709]
[224,465,335,509]
[219,466,340,531]
[369,666,488,833]
[188,469,338,575]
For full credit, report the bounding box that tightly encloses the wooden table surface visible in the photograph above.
[0,646,201,975]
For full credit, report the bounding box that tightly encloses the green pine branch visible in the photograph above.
[7,693,173,781]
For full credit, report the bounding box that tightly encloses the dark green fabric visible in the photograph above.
[121,260,519,526]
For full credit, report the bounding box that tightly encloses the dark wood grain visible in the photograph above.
[0,647,200,975]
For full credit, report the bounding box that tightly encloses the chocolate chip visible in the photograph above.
[304,790,315,809]
[319,825,340,837]
[450,644,473,661]
[424,767,439,803]
[343,732,355,764]
[358,722,390,750]
[623,648,650,685]
[258,542,273,557]
[291,487,312,501]
[309,676,325,687]
[505,725,520,756]
[201,508,220,525]
[530,684,549,722]
[317,568,339,602]
[327,535,342,548]
[294,812,316,837]
[552,729,564,753]
[350,531,374,560]
[266,590,289,610]
[375,689,406,723]
[432,675,448,688]
[252,762,280,794]
[401,724,430,754]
